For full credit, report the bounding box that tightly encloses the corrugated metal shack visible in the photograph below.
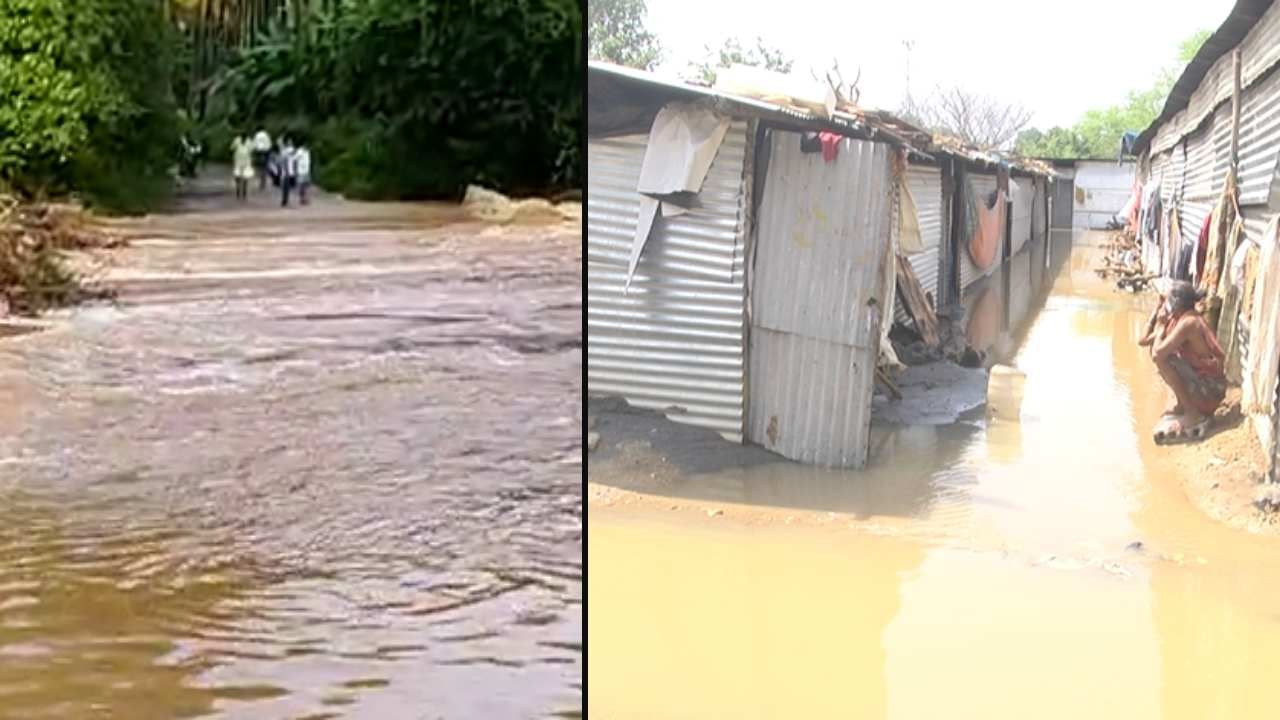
[1130,0,1280,481]
[1046,159,1138,237]
[587,62,1055,468]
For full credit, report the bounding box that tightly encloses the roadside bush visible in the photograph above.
[0,0,179,214]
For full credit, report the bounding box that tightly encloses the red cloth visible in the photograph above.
[1195,212,1211,283]
[818,132,841,162]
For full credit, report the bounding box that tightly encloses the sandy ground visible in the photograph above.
[1161,389,1279,534]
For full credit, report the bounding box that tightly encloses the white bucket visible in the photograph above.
[987,364,1026,422]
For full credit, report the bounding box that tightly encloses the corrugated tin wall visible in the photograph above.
[1237,65,1280,205]
[586,121,751,440]
[1212,102,1233,195]
[1147,3,1280,209]
[1033,177,1048,245]
[1184,124,1216,207]
[1150,0,1280,156]
[1011,177,1034,255]
[960,173,1000,292]
[1071,161,1135,230]
[894,164,943,324]
[747,132,891,468]
[1051,174,1074,228]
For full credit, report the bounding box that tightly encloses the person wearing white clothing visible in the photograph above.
[230,134,254,201]
[296,145,312,205]
[252,129,272,190]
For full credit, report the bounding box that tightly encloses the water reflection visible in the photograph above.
[589,232,1280,718]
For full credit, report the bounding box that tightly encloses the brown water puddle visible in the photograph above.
[0,178,582,719]
[588,234,1280,719]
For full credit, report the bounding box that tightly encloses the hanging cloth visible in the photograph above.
[965,177,1004,271]
[1194,212,1211,284]
[1218,225,1252,383]
[1164,208,1182,278]
[898,184,925,254]
[818,132,842,163]
[879,160,905,373]
[1243,216,1280,452]
[1200,169,1239,300]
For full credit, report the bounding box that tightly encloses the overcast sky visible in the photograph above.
[642,0,1235,129]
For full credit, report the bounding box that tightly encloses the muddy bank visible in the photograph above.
[872,361,989,425]
[1156,391,1280,535]
[0,197,122,317]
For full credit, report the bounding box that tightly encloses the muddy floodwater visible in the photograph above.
[0,180,581,718]
[589,234,1280,719]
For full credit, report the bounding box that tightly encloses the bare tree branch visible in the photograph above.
[903,85,1032,150]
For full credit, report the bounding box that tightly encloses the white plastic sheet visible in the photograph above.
[897,181,925,255]
[626,103,731,287]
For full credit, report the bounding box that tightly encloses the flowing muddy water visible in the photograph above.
[589,234,1280,719]
[0,180,581,718]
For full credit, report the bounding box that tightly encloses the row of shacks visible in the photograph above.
[586,61,1056,468]
[1129,0,1280,483]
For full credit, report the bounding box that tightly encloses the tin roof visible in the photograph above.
[1133,0,1276,154]
[589,62,1057,177]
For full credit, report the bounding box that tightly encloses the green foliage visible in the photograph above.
[1016,30,1210,160]
[0,0,179,213]
[589,0,662,71]
[1178,30,1212,64]
[688,36,794,86]
[206,0,582,199]
[1013,127,1091,159]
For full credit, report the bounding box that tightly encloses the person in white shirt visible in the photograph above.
[252,129,272,191]
[295,144,313,205]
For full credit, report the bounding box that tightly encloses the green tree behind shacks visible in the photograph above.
[1016,29,1212,160]
[589,0,663,71]
[688,36,794,86]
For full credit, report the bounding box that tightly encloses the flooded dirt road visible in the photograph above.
[0,178,581,718]
[589,235,1280,719]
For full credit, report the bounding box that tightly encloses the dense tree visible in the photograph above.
[588,0,662,71]
[204,0,582,199]
[0,0,581,209]
[0,0,179,211]
[1012,127,1092,159]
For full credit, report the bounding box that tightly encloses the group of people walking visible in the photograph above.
[231,128,312,206]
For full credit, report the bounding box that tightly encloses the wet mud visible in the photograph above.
[0,174,582,718]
